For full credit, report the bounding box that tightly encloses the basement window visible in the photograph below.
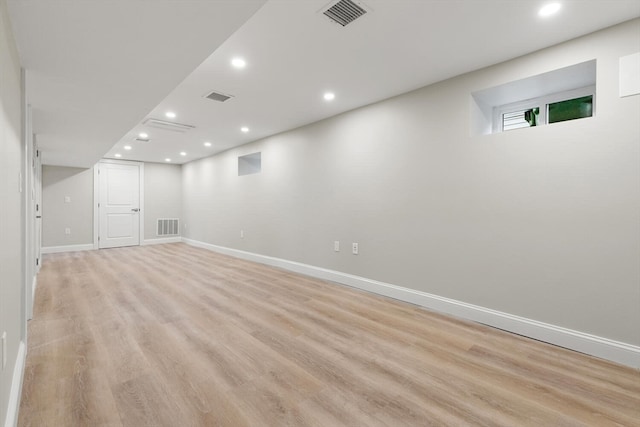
[494,86,594,132]
[471,60,596,135]
[238,152,261,176]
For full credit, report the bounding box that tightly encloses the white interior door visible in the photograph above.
[31,137,42,320]
[99,161,141,249]
[34,144,41,271]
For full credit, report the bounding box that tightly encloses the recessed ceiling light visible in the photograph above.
[138,132,148,139]
[165,111,176,119]
[231,57,246,69]
[241,126,249,133]
[180,152,187,156]
[204,142,212,147]
[539,2,561,17]
[165,158,171,162]
[124,145,132,150]
[114,153,122,158]
[324,92,336,101]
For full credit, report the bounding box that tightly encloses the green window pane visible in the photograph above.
[548,95,593,124]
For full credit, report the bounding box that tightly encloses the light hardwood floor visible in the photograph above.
[18,243,640,426]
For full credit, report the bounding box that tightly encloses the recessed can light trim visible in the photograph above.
[231,57,246,69]
[539,2,561,17]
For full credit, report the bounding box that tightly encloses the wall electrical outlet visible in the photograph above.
[334,241,340,252]
[64,196,71,203]
[65,227,71,235]
[352,242,359,255]
[240,230,244,239]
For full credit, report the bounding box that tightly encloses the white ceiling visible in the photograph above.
[7,0,267,167]
[8,0,640,167]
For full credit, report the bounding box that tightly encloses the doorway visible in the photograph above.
[31,138,42,319]
[95,160,144,249]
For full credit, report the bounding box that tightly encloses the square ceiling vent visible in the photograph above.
[322,0,368,26]
[204,90,234,102]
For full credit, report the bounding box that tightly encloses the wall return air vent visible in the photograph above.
[157,218,179,236]
[142,118,195,133]
[323,0,367,26]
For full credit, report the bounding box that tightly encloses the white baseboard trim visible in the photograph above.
[4,341,26,427]
[41,244,94,254]
[143,237,182,246]
[42,239,182,253]
[183,238,640,369]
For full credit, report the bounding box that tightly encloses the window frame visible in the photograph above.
[493,85,595,133]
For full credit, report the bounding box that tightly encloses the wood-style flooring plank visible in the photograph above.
[18,243,640,426]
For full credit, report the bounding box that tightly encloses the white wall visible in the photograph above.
[42,166,94,247]
[144,162,182,241]
[0,0,24,423]
[182,20,640,351]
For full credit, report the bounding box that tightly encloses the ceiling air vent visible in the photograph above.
[134,137,150,143]
[204,90,233,103]
[142,118,195,133]
[323,0,367,26]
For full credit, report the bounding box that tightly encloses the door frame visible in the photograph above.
[23,101,32,323]
[93,159,144,250]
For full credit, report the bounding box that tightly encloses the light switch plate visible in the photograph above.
[1,331,6,370]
